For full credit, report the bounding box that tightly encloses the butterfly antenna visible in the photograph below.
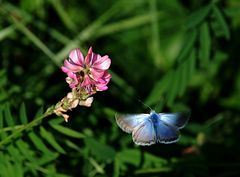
[138,99,153,112]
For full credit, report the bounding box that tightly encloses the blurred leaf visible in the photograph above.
[109,70,135,98]
[85,137,116,162]
[185,4,211,29]
[34,107,44,118]
[20,0,44,12]
[36,152,59,166]
[0,70,7,87]
[7,144,22,163]
[11,15,56,63]
[113,156,120,177]
[117,149,141,166]
[28,131,53,155]
[0,25,16,41]
[50,0,76,31]
[143,152,167,167]
[135,167,171,175]
[145,71,173,106]
[89,157,105,174]
[146,49,196,106]
[64,139,81,151]
[50,124,85,139]
[0,108,7,140]
[4,103,14,127]
[177,29,197,62]
[186,123,206,134]
[149,0,164,67]
[178,134,196,145]
[16,139,36,162]
[212,4,230,39]
[199,22,211,66]
[19,102,27,124]
[40,126,66,154]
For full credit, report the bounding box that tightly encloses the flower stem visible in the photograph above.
[0,105,55,148]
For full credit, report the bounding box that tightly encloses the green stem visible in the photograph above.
[0,125,25,133]
[0,106,55,148]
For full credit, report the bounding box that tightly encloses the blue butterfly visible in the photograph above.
[115,110,189,146]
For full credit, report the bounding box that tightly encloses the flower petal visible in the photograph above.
[95,72,111,91]
[62,60,83,73]
[65,72,79,88]
[96,84,108,91]
[89,69,105,80]
[92,55,111,70]
[81,75,95,87]
[69,48,85,66]
[85,47,93,66]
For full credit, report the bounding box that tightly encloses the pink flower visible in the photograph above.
[61,47,111,94]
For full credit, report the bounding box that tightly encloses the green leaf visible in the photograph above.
[16,139,36,162]
[178,62,188,96]
[48,117,64,125]
[0,69,7,87]
[177,29,197,62]
[188,49,196,77]
[0,108,7,139]
[199,22,211,66]
[34,107,44,118]
[36,153,59,166]
[7,144,22,163]
[143,152,167,167]
[4,103,14,127]
[12,17,56,63]
[167,70,179,105]
[12,162,23,177]
[135,167,171,175]
[64,140,81,151]
[50,124,85,139]
[145,71,173,106]
[113,157,120,177]
[212,5,230,39]
[50,0,76,31]
[19,103,27,124]
[5,160,16,177]
[85,137,115,161]
[117,149,141,166]
[0,161,7,177]
[185,5,211,29]
[40,126,66,154]
[0,108,3,129]
[28,131,53,155]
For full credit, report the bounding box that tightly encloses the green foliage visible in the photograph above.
[1,0,240,176]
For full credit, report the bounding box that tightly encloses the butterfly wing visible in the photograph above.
[155,120,180,144]
[115,114,149,133]
[159,113,189,129]
[132,119,156,146]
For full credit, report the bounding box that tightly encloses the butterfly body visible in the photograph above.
[116,110,189,146]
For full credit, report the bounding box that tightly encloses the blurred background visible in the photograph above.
[1,0,240,176]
